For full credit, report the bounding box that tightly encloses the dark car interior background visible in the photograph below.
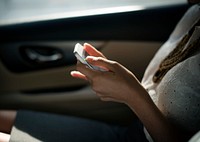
[0,0,189,125]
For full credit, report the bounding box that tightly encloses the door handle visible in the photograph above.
[25,47,63,63]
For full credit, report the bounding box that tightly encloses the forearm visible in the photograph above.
[126,87,184,142]
[71,45,187,141]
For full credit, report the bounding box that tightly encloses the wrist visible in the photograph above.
[125,84,150,109]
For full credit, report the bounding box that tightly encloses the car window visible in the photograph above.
[0,0,186,25]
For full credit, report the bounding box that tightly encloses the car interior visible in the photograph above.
[0,0,190,128]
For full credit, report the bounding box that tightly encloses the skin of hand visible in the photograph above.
[71,43,143,104]
[70,43,185,142]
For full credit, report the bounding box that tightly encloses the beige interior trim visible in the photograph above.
[0,40,162,124]
[0,40,162,92]
[0,86,135,125]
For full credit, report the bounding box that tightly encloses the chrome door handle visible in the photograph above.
[25,48,63,63]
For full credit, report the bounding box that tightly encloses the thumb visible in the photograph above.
[86,56,117,71]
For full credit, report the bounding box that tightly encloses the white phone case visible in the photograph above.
[73,43,106,71]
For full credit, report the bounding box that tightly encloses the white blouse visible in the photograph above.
[141,4,200,141]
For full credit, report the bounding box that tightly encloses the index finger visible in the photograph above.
[84,43,106,58]
[76,62,100,80]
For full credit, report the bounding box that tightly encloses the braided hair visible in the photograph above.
[153,19,200,83]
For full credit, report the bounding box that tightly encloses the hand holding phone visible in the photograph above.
[73,43,106,71]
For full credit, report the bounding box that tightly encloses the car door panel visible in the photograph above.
[0,40,161,92]
[0,3,189,124]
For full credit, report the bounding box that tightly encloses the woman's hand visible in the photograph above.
[71,43,183,142]
[71,43,143,104]
[70,43,106,80]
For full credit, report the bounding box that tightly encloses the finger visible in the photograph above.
[70,71,88,80]
[100,97,112,102]
[96,92,108,97]
[100,97,115,102]
[76,63,100,79]
[83,43,106,58]
[86,56,118,71]
[100,97,122,103]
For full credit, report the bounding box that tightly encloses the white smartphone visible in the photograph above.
[73,43,106,71]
